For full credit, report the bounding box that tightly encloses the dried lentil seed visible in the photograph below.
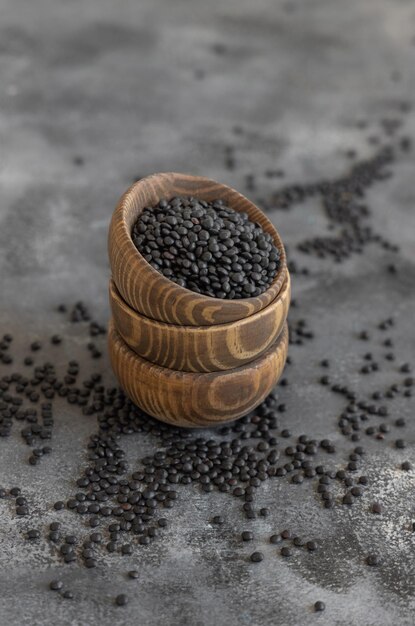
[280,547,292,557]
[132,197,280,299]
[49,580,63,591]
[115,594,128,606]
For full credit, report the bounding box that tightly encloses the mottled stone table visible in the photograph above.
[1,0,415,624]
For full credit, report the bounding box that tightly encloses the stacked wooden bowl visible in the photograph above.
[108,172,290,428]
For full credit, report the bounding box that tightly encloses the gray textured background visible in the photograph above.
[1,0,415,624]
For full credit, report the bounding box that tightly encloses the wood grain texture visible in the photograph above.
[108,172,287,326]
[108,319,289,428]
[109,273,290,373]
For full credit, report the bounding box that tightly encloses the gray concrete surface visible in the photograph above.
[1,0,415,624]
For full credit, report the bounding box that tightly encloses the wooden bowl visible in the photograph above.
[108,319,289,428]
[109,273,290,373]
[108,172,287,326]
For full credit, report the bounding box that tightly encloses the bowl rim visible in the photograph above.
[114,171,287,309]
[109,272,291,334]
[109,318,289,379]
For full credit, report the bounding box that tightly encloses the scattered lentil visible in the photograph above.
[250,551,264,563]
[280,547,292,557]
[49,580,63,591]
[115,594,128,606]
[242,531,254,542]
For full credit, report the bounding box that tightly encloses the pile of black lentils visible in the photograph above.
[132,197,280,298]
[0,126,414,611]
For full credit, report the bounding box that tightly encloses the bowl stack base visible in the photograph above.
[108,319,289,428]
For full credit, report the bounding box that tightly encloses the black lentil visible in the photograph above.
[280,547,292,557]
[16,505,29,516]
[132,197,280,299]
[49,531,60,542]
[115,594,128,606]
[250,551,264,563]
[242,531,254,542]
[65,535,77,544]
[293,536,305,547]
[49,580,63,591]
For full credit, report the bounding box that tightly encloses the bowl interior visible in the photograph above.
[119,172,286,305]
